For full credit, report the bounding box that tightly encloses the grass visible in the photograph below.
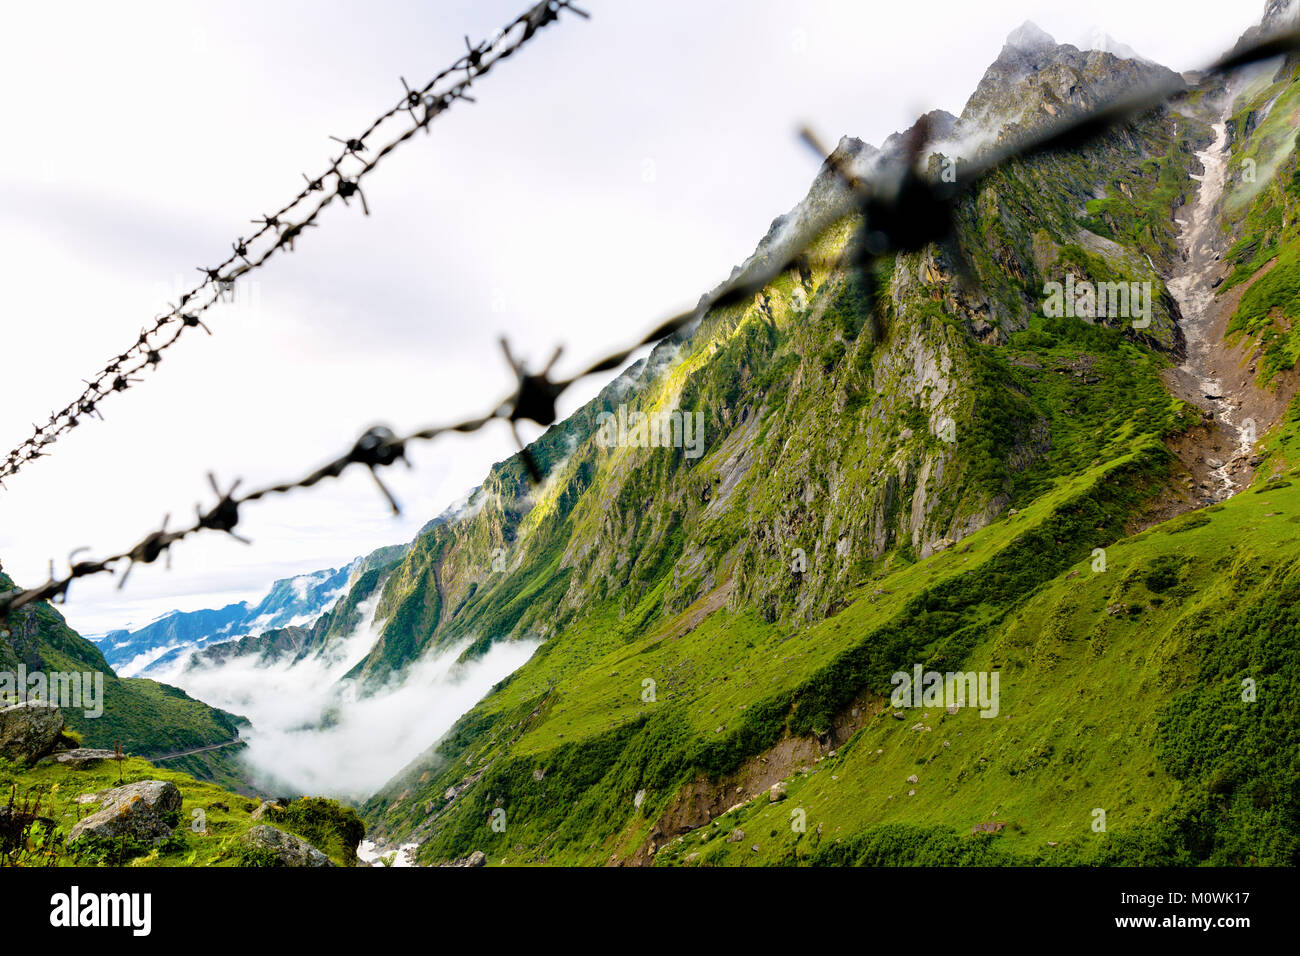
[0,754,359,867]
[1226,242,1300,384]
[655,409,1300,866]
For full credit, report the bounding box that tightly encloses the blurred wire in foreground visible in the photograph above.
[0,0,587,487]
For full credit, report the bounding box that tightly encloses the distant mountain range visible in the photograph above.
[97,544,408,677]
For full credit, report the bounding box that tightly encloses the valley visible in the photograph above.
[4,2,1300,870]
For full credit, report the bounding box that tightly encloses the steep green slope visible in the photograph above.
[349,49,1281,861]
[344,19,1300,864]
[1219,57,1300,383]
[360,390,1300,866]
[338,108,1201,688]
[660,406,1300,867]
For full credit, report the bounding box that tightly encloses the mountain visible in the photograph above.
[336,8,1300,866]
[1078,29,1152,65]
[99,544,408,677]
[6,3,1300,869]
[1262,0,1300,33]
[0,570,248,778]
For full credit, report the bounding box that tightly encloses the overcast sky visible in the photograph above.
[0,0,1267,637]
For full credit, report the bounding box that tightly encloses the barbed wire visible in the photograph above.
[2,21,1298,627]
[0,0,588,488]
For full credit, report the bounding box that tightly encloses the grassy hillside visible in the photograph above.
[1219,59,1300,384]
[1,576,246,759]
[353,65,1300,865]
[361,395,1299,866]
[0,754,360,867]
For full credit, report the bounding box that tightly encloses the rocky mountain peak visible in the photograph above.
[1079,28,1151,63]
[880,109,958,157]
[1262,0,1300,33]
[959,23,1182,153]
[1004,20,1056,56]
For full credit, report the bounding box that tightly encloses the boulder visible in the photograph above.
[0,702,64,762]
[768,782,787,803]
[68,780,182,845]
[440,849,487,867]
[240,825,333,867]
[41,748,118,767]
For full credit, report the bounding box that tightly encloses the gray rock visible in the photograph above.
[69,780,182,845]
[240,825,334,867]
[41,748,118,767]
[0,702,64,762]
[439,849,488,867]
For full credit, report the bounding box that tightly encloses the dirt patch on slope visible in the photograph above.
[615,690,881,866]
[1163,256,1296,511]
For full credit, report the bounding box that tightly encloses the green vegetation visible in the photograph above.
[1226,242,1300,383]
[253,798,365,866]
[11,38,1300,870]
[1078,121,1205,262]
[0,754,356,867]
[0,577,247,760]
[355,76,1300,867]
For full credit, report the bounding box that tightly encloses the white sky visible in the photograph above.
[0,0,1267,637]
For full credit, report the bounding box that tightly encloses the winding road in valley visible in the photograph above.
[146,736,244,762]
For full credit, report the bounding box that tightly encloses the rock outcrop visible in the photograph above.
[0,702,64,763]
[68,780,182,845]
[240,825,334,867]
[40,748,118,767]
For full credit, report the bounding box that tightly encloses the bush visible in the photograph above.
[263,797,365,866]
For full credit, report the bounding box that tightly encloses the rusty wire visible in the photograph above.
[2,21,1299,626]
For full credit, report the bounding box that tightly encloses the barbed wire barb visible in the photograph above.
[0,0,583,486]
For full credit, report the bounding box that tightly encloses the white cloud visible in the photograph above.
[150,590,538,799]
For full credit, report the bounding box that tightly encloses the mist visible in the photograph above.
[149,595,539,800]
